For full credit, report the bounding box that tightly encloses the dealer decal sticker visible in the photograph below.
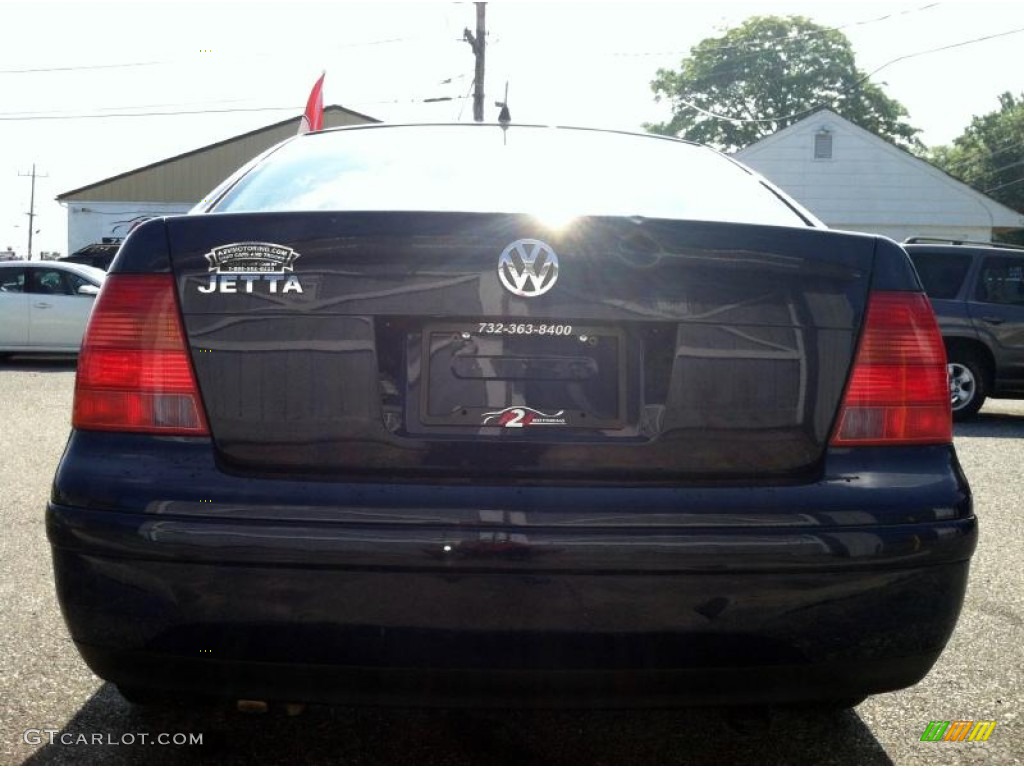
[481,406,567,427]
[198,242,303,294]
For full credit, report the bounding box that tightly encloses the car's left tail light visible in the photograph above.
[73,274,209,435]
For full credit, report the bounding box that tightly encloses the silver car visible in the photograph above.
[0,260,105,355]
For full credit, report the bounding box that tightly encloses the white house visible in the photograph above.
[734,109,1024,242]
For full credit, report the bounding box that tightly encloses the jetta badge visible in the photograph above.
[498,239,559,297]
[198,242,303,295]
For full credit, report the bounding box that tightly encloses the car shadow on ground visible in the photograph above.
[0,355,78,373]
[22,683,893,765]
[954,411,1024,439]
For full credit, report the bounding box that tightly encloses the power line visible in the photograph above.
[945,153,1024,179]
[667,26,1024,127]
[610,2,942,58]
[951,140,1024,193]
[664,23,1024,114]
[0,97,257,118]
[922,145,1024,198]
[0,37,425,76]
[0,93,472,122]
[456,76,477,121]
[935,137,1024,171]
[985,175,1024,195]
[0,106,298,122]
[861,26,1024,81]
[350,95,470,106]
[0,61,161,75]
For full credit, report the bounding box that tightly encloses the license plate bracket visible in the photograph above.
[417,322,626,429]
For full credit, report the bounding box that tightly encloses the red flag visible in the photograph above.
[298,72,325,134]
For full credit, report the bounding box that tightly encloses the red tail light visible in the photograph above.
[830,291,951,446]
[73,275,209,435]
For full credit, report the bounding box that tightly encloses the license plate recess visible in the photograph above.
[418,322,626,429]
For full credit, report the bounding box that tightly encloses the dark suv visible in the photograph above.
[905,237,1024,419]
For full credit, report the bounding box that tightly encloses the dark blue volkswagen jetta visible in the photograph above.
[47,124,974,708]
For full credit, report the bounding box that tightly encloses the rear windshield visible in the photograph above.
[909,252,973,299]
[213,125,812,227]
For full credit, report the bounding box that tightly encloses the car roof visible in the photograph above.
[311,121,705,147]
[0,260,106,280]
[903,240,1024,256]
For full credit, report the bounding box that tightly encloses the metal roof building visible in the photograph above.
[56,105,377,253]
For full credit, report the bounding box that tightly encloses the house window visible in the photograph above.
[814,130,833,160]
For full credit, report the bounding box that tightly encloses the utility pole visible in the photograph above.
[18,164,47,260]
[463,2,486,122]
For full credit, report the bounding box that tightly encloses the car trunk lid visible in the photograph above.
[168,211,874,481]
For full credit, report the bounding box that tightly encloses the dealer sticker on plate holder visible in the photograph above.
[417,322,627,430]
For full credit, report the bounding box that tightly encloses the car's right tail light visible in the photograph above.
[830,291,951,446]
[73,274,209,435]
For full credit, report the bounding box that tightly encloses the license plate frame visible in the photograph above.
[417,321,627,430]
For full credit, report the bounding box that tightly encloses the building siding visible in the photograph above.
[62,109,372,204]
[58,106,377,253]
[66,201,193,255]
[736,110,1024,241]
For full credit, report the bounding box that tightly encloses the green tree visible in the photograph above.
[928,92,1024,218]
[647,15,920,152]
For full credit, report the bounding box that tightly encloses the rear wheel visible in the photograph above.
[947,351,988,420]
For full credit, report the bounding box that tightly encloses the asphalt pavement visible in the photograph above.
[0,356,1020,765]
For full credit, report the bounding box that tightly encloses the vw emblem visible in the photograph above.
[498,239,559,297]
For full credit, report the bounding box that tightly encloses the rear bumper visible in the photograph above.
[75,643,947,709]
[48,432,976,706]
[55,547,967,707]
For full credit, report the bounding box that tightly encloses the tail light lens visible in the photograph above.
[830,291,951,446]
[73,275,209,435]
